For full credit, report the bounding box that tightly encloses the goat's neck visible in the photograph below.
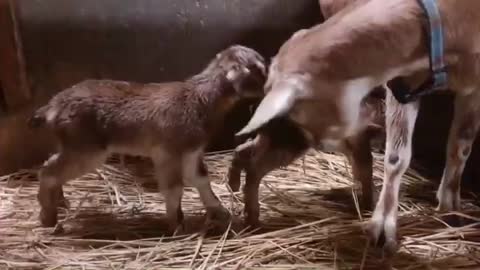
[187,70,237,132]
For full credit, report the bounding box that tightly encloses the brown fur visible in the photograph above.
[30,45,266,231]
[238,0,480,254]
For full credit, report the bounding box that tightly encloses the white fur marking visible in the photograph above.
[45,108,58,123]
[341,77,375,137]
[226,70,237,81]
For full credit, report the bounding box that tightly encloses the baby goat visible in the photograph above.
[29,45,266,232]
[228,89,385,227]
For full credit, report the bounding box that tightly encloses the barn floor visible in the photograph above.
[1,150,479,269]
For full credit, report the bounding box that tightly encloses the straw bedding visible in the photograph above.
[0,150,479,269]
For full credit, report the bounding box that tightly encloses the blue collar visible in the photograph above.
[389,0,448,104]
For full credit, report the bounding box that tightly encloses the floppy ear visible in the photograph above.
[236,86,298,136]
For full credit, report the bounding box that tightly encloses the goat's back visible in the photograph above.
[41,80,211,152]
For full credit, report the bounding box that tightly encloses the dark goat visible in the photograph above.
[228,89,385,226]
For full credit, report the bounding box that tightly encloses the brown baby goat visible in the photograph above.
[29,45,266,232]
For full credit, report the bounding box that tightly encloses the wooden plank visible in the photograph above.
[0,0,30,112]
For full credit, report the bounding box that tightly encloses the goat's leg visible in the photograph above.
[228,138,256,192]
[38,149,107,227]
[368,90,419,255]
[243,169,268,228]
[42,154,69,209]
[154,156,184,234]
[162,184,184,234]
[182,149,230,225]
[242,135,308,227]
[228,134,271,192]
[345,133,375,211]
[436,94,480,212]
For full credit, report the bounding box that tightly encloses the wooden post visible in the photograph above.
[0,0,30,113]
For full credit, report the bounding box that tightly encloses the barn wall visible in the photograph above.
[0,0,320,174]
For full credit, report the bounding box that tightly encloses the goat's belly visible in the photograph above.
[291,122,346,154]
[108,143,158,157]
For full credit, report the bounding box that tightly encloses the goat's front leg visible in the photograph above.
[436,94,480,212]
[368,89,419,255]
[182,149,230,226]
[228,138,258,192]
[240,134,308,227]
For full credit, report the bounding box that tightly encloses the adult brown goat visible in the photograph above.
[237,0,478,254]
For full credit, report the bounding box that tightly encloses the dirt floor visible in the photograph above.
[1,150,479,269]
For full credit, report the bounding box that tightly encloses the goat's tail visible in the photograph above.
[28,104,54,128]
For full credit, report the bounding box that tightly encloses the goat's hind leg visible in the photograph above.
[41,154,69,209]
[368,89,419,255]
[436,94,480,212]
[38,148,106,227]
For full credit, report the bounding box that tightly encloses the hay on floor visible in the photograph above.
[0,150,479,269]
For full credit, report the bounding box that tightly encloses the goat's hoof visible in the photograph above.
[40,210,58,227]
[366,220,399,256]
[244,218,261,230]
[436,190,461,212]
[206,206,231,224]
[435,202,460,213]
[383,238,399,257]
[435,200,452,212]
[168,222,185,236]
[167,209,185,235]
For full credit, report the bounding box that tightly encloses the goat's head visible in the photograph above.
[237,67,380,144]
[236,30,379,143]
[211,45,267,98]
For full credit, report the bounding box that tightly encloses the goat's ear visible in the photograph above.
[226,65,251,82]
[236,86,297,136]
